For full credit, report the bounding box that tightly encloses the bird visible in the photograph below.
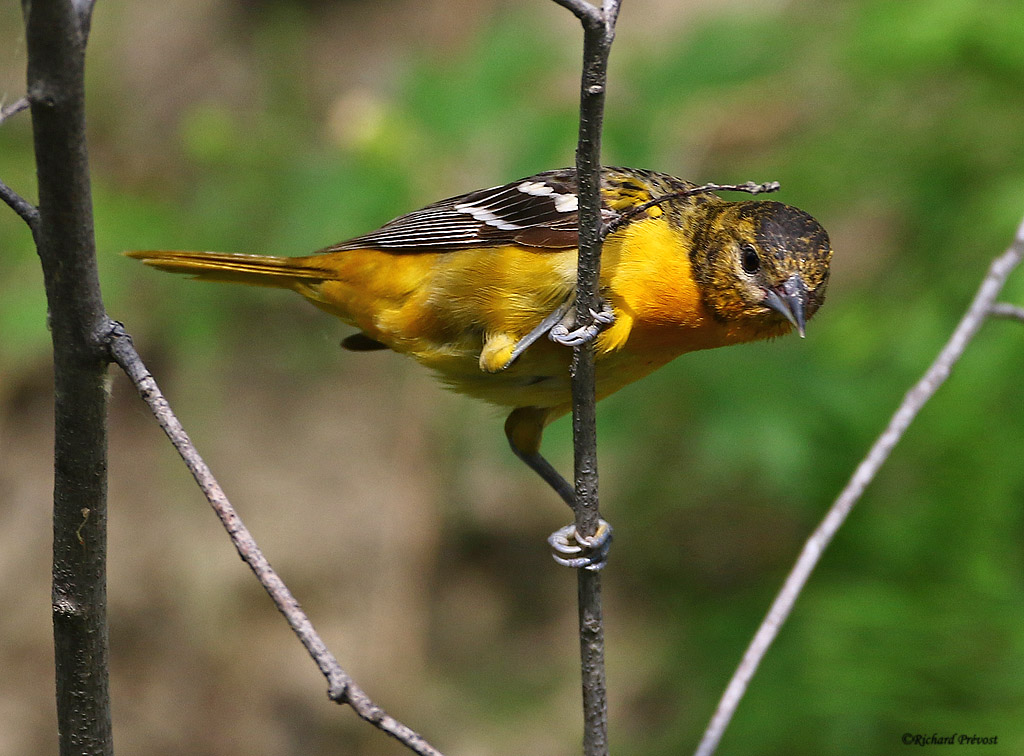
[128,166,832,568]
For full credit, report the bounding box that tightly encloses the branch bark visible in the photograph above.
[20,0,113,753]
[693,216,1024,756]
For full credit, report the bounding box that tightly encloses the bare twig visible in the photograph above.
[555,2,621,755]
[990,302,1024,322]
[693,216,1024,756]
[551,0,604,26]
[104,324,445,756]
[0,176,39,235]
[601,180,780,240]
[0,100,37,233]
[0,96,30,124]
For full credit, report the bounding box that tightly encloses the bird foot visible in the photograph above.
[548,300,615,347]
[548,519,613,571]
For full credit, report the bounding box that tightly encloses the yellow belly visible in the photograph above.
[294,227,788,414]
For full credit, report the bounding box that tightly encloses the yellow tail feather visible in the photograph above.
[124,250,333,289]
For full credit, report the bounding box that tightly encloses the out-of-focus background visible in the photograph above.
[3,0,1024,753]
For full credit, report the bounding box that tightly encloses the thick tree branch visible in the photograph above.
[105,324,445,756]
[693,216,1024,756]
[21,0,113,753]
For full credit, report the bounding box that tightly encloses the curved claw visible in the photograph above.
[547,519,613,571]
[549,302,616,348]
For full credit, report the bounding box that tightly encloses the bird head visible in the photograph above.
[693,200,832,338]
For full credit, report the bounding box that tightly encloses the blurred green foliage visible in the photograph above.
[2,0,1023,754]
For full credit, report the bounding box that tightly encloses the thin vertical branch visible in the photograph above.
[555,2,621,755]
[693,216,1024,756]
[570,2,619,543]
[21,0,113,753]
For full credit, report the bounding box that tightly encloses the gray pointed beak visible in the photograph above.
[762,274,807,337]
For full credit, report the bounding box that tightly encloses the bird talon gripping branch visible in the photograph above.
[548,520,613,571]
[129,166,832,560]
[548,300,616,348]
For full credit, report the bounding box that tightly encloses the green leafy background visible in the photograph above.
[1,0,1022,754]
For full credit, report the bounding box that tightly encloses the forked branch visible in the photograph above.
[551,0,604,27]
[104,323,445,756]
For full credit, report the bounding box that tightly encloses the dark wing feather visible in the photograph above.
[322,168,611,254]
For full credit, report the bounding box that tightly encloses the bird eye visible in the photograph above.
[740,243,761,274]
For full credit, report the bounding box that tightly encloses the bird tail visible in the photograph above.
[124,250,334,289]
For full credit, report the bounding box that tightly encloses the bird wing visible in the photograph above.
[322,168,631,253]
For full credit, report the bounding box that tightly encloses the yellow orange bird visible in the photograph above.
[129,167,832,567]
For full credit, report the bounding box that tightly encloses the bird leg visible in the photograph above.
[490,295,615,373]
[505,407,612,570]
[504,298,574,367]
